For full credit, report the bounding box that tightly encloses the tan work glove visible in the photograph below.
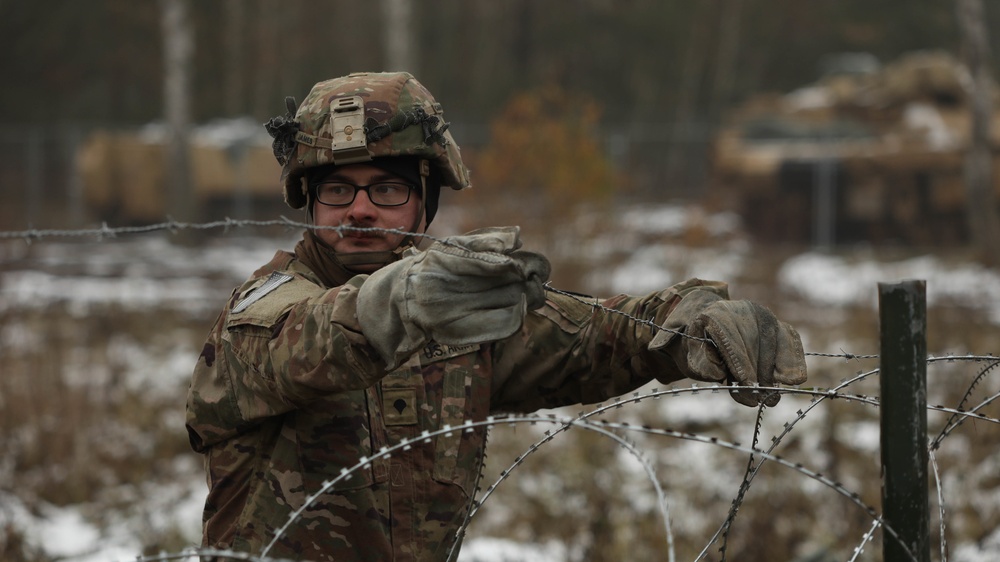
[357,226,551,369]
[649,290,807,407]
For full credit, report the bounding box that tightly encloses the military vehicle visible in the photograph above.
[711,50,1000,246]
[77,118,283,223]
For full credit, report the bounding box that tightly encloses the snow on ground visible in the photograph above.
[1,269,218,316]
[0,234,296,315]
[7,209,998,325]
[138,117,272,148]
[566,203,748,295]
[617,205,742,239]
[4,205,1000,561]
[0,494,100,559]
[778,251,1000,322]
[953,528,1000,562]
[608,241,748,295]
[458,537,569,562]
[1,463,205,562]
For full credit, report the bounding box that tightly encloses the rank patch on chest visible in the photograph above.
[382,388,418,426]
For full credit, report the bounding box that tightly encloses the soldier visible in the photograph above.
[185,71,808,561]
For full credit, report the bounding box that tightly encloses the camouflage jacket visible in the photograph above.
[185,249,727,561]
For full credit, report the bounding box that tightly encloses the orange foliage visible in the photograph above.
[470,87,617,211]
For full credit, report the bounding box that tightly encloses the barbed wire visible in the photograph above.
[257,411,924,562]
[718,403,766,562]
[0,216,328,241]
[271,375,993,562]
[6,218,997,363]
[546,283,881,361]
[28,347,1000,562]
[0,217,870,358]
[849,519,883,562]
[3,219,999,561]
[120,385,969,562]
[0,217,894,361]
[929,449,948,562]
[932,358,1000,449]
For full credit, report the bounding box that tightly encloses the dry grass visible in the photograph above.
[0,305,208,559]
[1,204,999,561]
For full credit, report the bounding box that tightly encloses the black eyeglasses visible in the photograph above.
[312,181,415,207]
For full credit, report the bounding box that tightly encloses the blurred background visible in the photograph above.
[2,1,1000,561]
[2,0,999,249]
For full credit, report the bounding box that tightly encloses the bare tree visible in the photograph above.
[160,0,195,224]
[252,0,281,119]
[709,0,747,121]
[381,0,415,72]
[224,0,245,117]
[664,0,716,194]
[956,0,1000,265]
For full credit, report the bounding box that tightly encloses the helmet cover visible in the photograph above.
[265,71,471,209]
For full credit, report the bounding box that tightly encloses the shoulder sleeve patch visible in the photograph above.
[231,272,294,313]
[227,272,321,329]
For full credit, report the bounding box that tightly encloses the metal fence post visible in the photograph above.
[879,280,930,562]
[812,157,836,248]
[26,127,43,228]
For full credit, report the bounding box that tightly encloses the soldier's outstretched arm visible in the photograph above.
[488,279,807,411]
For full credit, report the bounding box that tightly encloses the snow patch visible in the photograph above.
[778,252,1000,322]
[903,102,958,150]
[459,537,568,562]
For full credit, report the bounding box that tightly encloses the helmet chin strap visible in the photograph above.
[314,162,429,272]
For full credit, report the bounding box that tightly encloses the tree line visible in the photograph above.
[0,0,985,127]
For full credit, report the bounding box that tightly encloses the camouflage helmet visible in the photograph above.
[265,71,471,210]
